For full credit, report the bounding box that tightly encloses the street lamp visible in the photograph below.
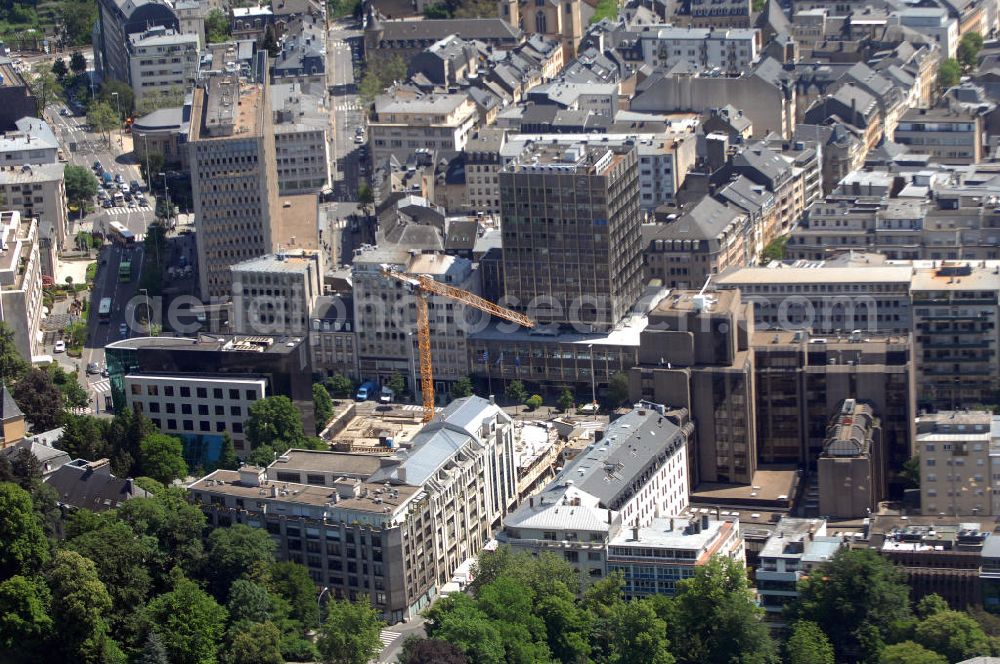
[139,288,151,335]
[158,172,172,225]
[588,343,597,418]
[110,91,122,146]
[317,587,330,621]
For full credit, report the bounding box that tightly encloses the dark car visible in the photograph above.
[130,179,142,192]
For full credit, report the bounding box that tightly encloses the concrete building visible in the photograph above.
[94,0,179,84]
[231,250,323,336]
[629,289,757,485]
[465,128,506,215]
[128,27,199,109]
[756,518,841,629]
[188,65,281,299]
[895,106,985,165]
[0,212,43,362]
[132,105,191,170]
[105,334,314,455]
[369,92,479,166]
[916,411,994,516]
[353,248,477,396]
[0,164,67,254]
[607,513,745,597]
[365,13,523,64]
[174,0,207,48]
[272,81,331,195]
[0,118,58,166]
[0,59,38,131]
[500,142,642,331]
[817,399,886,518]
[894,7,958,59]
[499,405,693,581]
[639,26,759,74]
[189,396,517,622]
[310,295,358,380]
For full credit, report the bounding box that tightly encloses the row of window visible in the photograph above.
[131,384,259,400]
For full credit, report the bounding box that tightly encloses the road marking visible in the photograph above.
[90,379,111,394]
[378,630,401,648]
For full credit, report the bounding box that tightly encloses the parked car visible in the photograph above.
[93,161,102,171]
[53,340,65,353]
[138,197,149,207]
[130,179,142,192]
[114,174,124,184]
[119,323,128,338]
[86,362,100,375]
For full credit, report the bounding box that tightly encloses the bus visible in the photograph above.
[98,297,112,322]
[108,221,135,246]
[118,259,131,282]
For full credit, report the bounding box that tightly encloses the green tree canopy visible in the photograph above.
[0,574,52,657]
[0,482,49,579]
[51,58,67,80]
[785,620,834,664]
[325,373,354,398]
[313,382,334,434]
[916,593,949,619]
[0,321,28,384]
[450,377,474,400]
[139,432,188,485]
[205,524,276,601]
[229,620,284,664]
[87,100,119,146]
[46,550,125,664]
[557,387,575,412]
[12,368,64,432]
[28,70,62,114]
[879,641,948,664]
[246,395,307,451]
[99,80,134,117]
[526,394,543,410]
[388,373,406,396]
[142,575,228,664]
[914,609,994,663]
[270,560,320,627]
[205,9,230,42]
[316,598,385,664]
[70,51,88,74]
[137,630,169,664]
[790,548,912,662]
[938,58,962,89]
[116,485,207,576]
[958,32,984,69]
[505,379,527,405]
[608,372,630,407]
[399,637,468,664]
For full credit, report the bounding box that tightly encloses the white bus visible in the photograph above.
[98,297,112,322]
[108,220,135,245]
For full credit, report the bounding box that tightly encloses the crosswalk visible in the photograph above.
[90,379,111,395]
[100,206,148,216]
[399,404,443,413]
[378,629,402,649]
[335,102,361,112]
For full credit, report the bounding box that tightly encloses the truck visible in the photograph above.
[379,386,394,404]
[355,380,378,402]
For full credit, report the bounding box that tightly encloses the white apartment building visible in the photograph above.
[639,26,759,73]
[756,517,842,628]
[0,163,67,252]
[0,211,43,361]
[353,247,477,396]
[231,250,324,336]
[128,27,200,107]
[917,410,995,516]
[894,8,958,59]
[272,81,331,195]
[499,405,692,582]
[369,92,478,165]
[0,118,58,165]
[123,374,268,450]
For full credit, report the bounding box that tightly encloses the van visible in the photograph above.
[113,192,124,206]
[379,386,394,404]
[355,380,378,401]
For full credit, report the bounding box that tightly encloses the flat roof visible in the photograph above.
[232,251,319,274]
[269,449,384,477]
[609,515,734,551]
[273,195,319,251]
[106,334,304,355]
[716,265,914,285]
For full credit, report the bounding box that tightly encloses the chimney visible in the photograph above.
[270,485,278,497]
[701,514,710,530]
[670,517,675,531]
[632,526,640,541]
[530,496,534,507]
[489,394,495,404]
[607,510,612,525]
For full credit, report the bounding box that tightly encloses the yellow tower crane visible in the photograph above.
[381,266,535,422]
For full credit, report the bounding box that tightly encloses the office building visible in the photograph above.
[128,27,199,109]
[0,212,43,362]
[638,27,759,73]
[0,164,67,253]
[272,81,332,195]
[104,334,314,454]
[895,106,985,165]
[188,64,280,299]
[630,290,757,485]
[310,295,359,380]
[499,405,693,581]
[94,0,180,84]
[368,92,479,166]
[465,129,506,215]
[0,118,58,165]
[607,513,745,598]
[189,396,516,622]
[817,399,887,519]
[500,142,642,331]
[231,250,324,337]
[756,518,841,629]
[917,411,994,517]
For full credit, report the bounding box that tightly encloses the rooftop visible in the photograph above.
[273,194,320,252]
[191,75,264,140]
[231,250,321,275]
[106,334,305,355]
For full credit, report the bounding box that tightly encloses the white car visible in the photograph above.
[119,323,128,338]
[54,340,65,353]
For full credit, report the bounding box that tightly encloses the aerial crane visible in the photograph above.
[381,265,535,422]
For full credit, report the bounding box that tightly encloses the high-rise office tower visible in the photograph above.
[499,143,642,331]
[189,62,280,299]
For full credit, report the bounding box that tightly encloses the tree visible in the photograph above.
[938,58,962,89]
[271,560,320,627]
[56,414,109,463]
[450,377,474,400]
[606,598,674,664]
[246,395,307,451]
[0,574,52,656]
[46,550,126,664]
[590,0,617,23]
[218,433,238,470]
[137,630,169,664]
[12,368,64,432]
[100,80,134,117]
[28,70,62,114]
[557,387,575,413]
[671,556,777,664]
[388,373,406,396]
[358,70,383,107]
[914,609,994,663]
[139,433,188,485]
[325,373,354,398]
[226,579,273,624]
[791,548,912,662]
[608,372,630,407]
[424,594,505,664]
[316,599,385,664]
[87,100,119,146]
[0,483,49,579]
[246,444,277,467]
[786,621,834,664]
[139,151,166,185]
[958,32,984,70]
[0,321,28,384]
[70,51,88,75]
[357,183,374,212]
[761,235,789,262]
[505,380,527,405]
[64,164,99,207]
[143,575,228,664]
[399,637,468,664]
[229,620,284,664]
[51,58,68,81]
[526,394,543,410]
[205,524,276,600]
[313,382,335,433]
[62,0,99,46]
[899,455,920,490]
[916,594,949,619]
[117,485,207,576]
[205,9,230,43]
[879,641,948,664]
